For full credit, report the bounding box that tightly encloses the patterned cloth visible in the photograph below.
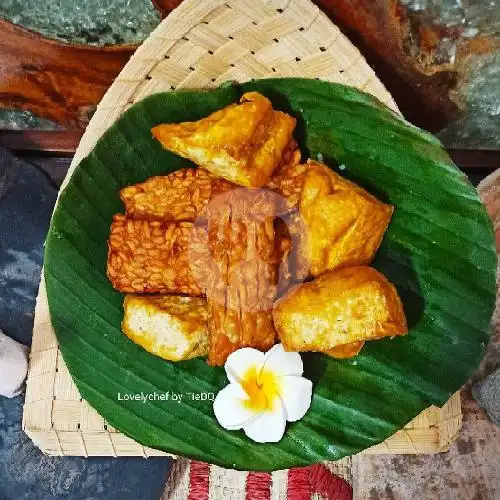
[163,459,352,499]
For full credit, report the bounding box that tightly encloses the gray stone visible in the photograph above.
[0,330,29,398]
[0,0,161,46]
[0,108,60,131]
[472,368,500,426]
[438,51,500,149]
[400,0,500,149]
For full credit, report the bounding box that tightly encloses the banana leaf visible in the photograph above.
[44,79,496,471]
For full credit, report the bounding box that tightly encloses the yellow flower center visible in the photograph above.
[240,365,281,412]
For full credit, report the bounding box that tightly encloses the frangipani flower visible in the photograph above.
[213,344,313,443]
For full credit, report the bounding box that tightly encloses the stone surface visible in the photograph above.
[473,368,500,426]
[0,0,160,46]
[438,51,500,149]
[401,0,500,149]
[352,385,500,499]
[0,148,172,499]
[0,108,60,131]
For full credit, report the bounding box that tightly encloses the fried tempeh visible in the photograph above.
[152,92,296,187]
[273,266,407,354]
[266,145,308,211]
[122,295,209,361]
[207,302,277,367]
[275,211,310,287]
[107,214,207,295]
[195,189,281,365]
[120,168,234,222]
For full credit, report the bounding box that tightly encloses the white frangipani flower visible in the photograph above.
[213,344,313,443]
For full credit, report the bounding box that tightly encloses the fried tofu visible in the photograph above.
[273,266,407,353]
[122,295,209,361]
[152,92,296,187]
[120,168,234,222]
[107,215,207,295]
[299,161,393,276]
[195,188,280,365]
[327,341,365,359]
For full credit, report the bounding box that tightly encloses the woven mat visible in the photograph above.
[24,0,461,461]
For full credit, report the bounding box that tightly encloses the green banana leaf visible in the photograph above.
[44,78,496,471]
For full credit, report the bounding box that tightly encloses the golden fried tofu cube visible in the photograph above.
[273,266,407,353]
[152,92,296,187]
[299,161,393,276]
[107,215,206,295]
[120,168,234,222]
[122,295,208,361]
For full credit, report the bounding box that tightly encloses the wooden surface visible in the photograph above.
[0,131,81,154]
[0,0,465,131]
[0,1,182,127]
[1,129,497,176]
[314,0,459,132]
[0,19,135,127]
[152,0,184,18]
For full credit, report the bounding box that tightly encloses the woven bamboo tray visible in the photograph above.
[23,0,462,458]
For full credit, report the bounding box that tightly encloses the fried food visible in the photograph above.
[275,211,310,288]
[266,147,308,211]
[195,188,280,365]
[299,161,393,276]
[151,92,296,187]
[122,295,209,361]
[327,342,364,359]
[274,221,293,294]
[207,301,277,367]
[273,266,407,353]
[107,214,206,295]
[120,168,234,222]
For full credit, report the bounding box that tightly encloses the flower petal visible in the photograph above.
[279,375,313,422]
[243,402,287,443]
[213,383,259,430]
[261,343,303,379]
[225,348,265,385]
